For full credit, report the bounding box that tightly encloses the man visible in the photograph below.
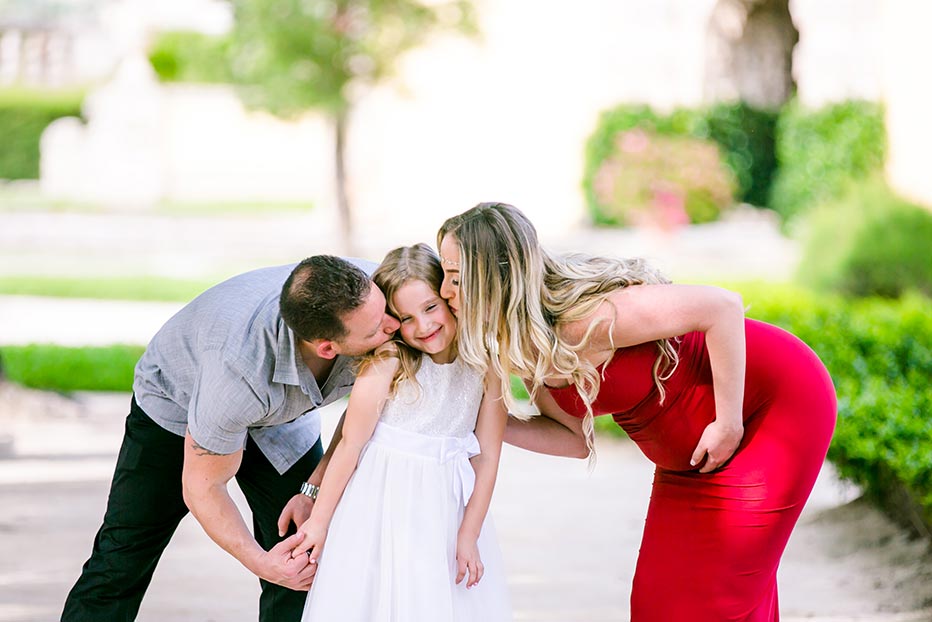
[62,256,400,621]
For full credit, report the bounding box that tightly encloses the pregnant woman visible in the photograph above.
[436,202,837,621]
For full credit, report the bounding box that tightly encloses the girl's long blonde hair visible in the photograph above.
[438,202,678,457]
[362,243,449,398]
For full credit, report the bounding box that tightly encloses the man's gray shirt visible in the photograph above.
[133,260,374,474]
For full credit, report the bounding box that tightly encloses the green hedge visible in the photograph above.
[749,290,932,536]
[0,344,144,392]
[0,275,217,302]
[0,89,84,180]
[798,179,932,298]
[583,102,779,225]
[769,99,886,225]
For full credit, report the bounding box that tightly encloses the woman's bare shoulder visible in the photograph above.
[556,299,617,351]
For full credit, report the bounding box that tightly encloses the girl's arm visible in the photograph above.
[503,385,588,458]
[292,355,399,560]
[456,369,508,588]
[605,283,746,472]
[276,411,346,537]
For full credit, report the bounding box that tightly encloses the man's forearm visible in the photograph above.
[184,481,266,576]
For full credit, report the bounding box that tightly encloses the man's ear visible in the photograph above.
[312,339,339,360]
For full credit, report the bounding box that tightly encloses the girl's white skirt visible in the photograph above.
[302,422,512,622]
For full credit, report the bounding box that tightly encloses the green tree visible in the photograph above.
[224,0,475,251]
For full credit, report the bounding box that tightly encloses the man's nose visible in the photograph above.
[383,314,400,333]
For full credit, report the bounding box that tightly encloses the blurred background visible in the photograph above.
[1,0,931,620]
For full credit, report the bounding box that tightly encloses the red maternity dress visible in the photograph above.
[547,319,837,621]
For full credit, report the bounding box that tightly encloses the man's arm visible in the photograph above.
[182,431,316,590]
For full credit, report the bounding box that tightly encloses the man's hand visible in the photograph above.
[277,494,314,537]
[256,532,318,591]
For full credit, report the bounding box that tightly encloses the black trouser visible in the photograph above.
[61,396,323,622]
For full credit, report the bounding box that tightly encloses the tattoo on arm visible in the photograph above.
[190,440,225,456]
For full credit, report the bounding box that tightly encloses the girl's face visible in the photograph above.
[392,278,457,363]
[438,235,461,317]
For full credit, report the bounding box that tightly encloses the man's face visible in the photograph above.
[332,282,400,356]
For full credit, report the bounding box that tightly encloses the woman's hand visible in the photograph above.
[455,530,483,588]
[690,418,744,473]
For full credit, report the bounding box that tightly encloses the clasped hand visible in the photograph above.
[255,494,318,591]
[257,532,317,591]
[690,418,744,473]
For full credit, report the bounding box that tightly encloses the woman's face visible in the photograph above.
[438,235,461,317]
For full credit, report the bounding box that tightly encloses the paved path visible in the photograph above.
[2,388,931,622]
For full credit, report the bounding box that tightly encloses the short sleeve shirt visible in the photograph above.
[132,260,375,474]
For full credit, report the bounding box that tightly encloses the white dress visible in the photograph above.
[302,355,512,622]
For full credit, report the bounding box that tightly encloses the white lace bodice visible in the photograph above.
[379,355,484,438]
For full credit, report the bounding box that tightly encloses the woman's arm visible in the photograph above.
[606,283,746,471]
[456,369,509,588]
[503,385,588,458]
[292,357,398,559]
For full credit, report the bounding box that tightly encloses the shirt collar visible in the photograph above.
[273,318,356,398]
[273,319,310,387]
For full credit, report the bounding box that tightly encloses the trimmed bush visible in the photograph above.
[702,103,779,208]
[584,102,779,226]
[770,99,886,225]
[0,344,144,392]
[797,180,932,298]
[745,289,932,536]
[592,130,734,227]
[0,89,84,180]
[0,275,217,302]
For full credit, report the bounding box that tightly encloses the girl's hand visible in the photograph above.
[690,418,744,473]
[290,518,327,565]
[455,531,483,588]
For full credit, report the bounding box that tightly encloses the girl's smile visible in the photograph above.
[392,279,457,364]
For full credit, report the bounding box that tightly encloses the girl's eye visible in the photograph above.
[400,317,411,324]
[425,304,436,311]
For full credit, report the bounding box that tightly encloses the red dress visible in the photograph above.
[548,319,836,621]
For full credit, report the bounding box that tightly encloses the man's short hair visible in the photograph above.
[280,256,371,342]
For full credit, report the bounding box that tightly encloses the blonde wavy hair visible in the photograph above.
[438,202,678,457]
[362,243,450,399]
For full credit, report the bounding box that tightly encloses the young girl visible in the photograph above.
[293,243,512,621]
